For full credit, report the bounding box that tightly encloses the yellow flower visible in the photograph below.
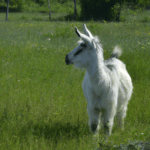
[148,33,150,35]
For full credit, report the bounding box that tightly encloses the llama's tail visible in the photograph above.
[110,45,122,58]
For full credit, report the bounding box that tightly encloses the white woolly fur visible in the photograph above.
[65,24,133,137]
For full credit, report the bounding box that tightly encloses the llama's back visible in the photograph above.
[105,56,133,112]
[117,63,133,112]
[104,45,132,112]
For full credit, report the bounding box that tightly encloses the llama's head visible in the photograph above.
[65,24,103,69]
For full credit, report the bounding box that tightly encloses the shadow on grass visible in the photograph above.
[114,141,150,150]
[16,12,77,22]
[19,121,89,143]
[97,140,150,150]
[0,6,22,12]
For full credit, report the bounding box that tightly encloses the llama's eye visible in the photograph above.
[80,43,86,48]
[74,49,83,56]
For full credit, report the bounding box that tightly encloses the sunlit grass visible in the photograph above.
[0,13,150,149]
[120,8,150,23]
[0,12,70,22]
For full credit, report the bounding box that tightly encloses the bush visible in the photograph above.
[80,0,150,21]
[130,0,150,7]
[34,0,45,5]
[80,0,123,21]
[9,0,24,11]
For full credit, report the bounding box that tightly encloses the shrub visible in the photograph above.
[34,0,45,5]
[9,0,24,11]
[80,0,124,21]
[80,0,150,21]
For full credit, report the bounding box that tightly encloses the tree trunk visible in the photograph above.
[48,0,51,21]
[116,10,121,22]
[116,3,122,22]
[5,0,9,21]
[116,6,121,22]
[73,0,77,20]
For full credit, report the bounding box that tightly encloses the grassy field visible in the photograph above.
[0,11,150,149]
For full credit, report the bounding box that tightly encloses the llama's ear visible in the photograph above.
[75,27,91,44]
[75,27,81,38]
[83,24,93,38]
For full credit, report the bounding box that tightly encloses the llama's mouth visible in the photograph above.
[65,55,73,65]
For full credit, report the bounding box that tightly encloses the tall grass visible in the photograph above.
[120,7,150,23]
[0,13,150,149]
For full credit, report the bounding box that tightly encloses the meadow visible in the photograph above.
[0,10,150,149]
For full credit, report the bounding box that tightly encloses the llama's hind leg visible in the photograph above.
[117,106,127,130]
[87,105,100,134]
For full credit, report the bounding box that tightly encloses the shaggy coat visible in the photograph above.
[65,24,133,136]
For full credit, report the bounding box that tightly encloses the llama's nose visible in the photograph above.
[65,54,70,65]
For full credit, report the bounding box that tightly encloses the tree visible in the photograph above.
[5,0,9,21]
[80,0,150,21]
[73,0,77,20]
[48,0,51,21]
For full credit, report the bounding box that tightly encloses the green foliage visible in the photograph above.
[120,7,150,23]
[128,0,150,7]
[9,0,24,11]
[0,11,150,149]
[33,0,45,5]
[80,0,150,21]
[80,0,123,21]
[0,0,77,12]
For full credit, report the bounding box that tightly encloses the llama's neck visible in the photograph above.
[87,47,105,75]
[86,48,108,95]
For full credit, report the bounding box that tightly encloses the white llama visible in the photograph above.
[65,24,133,136]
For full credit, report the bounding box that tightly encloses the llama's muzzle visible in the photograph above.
[65,54,72,65]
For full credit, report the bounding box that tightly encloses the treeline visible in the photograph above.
[0,0,75,6]
[0,0,77,11]
[0,0,150,21]
[80,0,150,21]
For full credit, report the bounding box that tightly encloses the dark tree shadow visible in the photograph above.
[0,6,22,12]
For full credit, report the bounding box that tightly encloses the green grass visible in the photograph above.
[0,12,70,22]
[0,12,150,149]
[120,8,150,23]
[0,1,81,21]
[23,1,80,14]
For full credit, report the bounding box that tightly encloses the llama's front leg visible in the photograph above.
[102,109,116,136]
[87,105,100,134]
[103,118,114,136]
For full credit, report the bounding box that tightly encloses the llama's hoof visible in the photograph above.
[91,124,97,133]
